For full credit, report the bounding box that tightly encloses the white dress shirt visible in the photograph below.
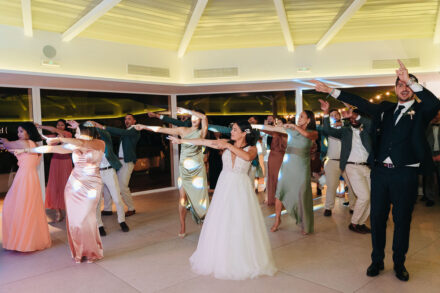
[347,126,369,163]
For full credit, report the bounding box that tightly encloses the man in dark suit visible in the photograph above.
[314,60,440,281]
[321,101,373,234]
[423,110,440,206]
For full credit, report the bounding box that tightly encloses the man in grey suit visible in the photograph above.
[423,110,440,206]
[320,99,374,234]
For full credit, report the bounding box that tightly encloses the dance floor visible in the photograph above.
[0,190,439,293]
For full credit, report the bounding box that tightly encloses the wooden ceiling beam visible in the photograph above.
[273,0,294,52]
[21,0,33,37]
[177,0,209,58]
[62,0,121,42]
[316,0,366,50]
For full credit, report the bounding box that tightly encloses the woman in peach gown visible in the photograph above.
[36,119,73,222]
[0,122,51,252]
[13,121,105,263]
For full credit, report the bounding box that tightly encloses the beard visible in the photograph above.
[397,93,414,102]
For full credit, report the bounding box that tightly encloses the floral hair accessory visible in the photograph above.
[83,121,94,127]
[245,128,251,134]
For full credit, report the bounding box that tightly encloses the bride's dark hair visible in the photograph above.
[232,120,259,147]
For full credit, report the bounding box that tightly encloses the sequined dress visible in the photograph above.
[179,129,209,223]
[190,147,277,280]
[64,148,104,262]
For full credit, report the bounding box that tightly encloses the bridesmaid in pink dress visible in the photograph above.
[12,121,105,263]
[263,118,287,206]
[36,119,73,222]
[0,122,51,252]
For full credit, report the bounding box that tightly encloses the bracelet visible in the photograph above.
[330,89,335,96]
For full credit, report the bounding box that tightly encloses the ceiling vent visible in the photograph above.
[372,58,420,69]
[127,64,170,78]
[194,67,238,78]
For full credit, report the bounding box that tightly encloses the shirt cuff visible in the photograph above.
[409,82,423,92]
[356,115,361,121]
[323,114,329,118]
[159,115,164,119]
[331,89,341,98]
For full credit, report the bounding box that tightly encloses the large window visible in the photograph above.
[177,91,296,125]
[40,89,172,192]
[0,87,33,196]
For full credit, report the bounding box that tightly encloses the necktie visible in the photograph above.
[393,105,405,124]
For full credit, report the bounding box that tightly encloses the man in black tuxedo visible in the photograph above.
[314,60,440,281]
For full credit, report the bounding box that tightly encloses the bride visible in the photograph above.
[169,120,277,280]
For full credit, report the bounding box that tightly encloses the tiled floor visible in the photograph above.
[0,190,439,293]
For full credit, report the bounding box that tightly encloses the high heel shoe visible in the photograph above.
[178,233,186,238]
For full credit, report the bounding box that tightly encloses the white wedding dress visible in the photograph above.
[190,147,277,280]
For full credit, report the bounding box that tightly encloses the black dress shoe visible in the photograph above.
[426,200,435,207]
[350,209,354,214]
[343,201,349,206]
[359,224,371,233]
[119,222,130,232]
[101,211,113,216]
[349,223,367,234]
[394,265,409,281]
[323,209,332,217]
[125,210,136,217]
[99,226,107,236]
[366,262,384,277]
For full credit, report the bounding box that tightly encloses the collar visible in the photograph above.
[396,99,415,112]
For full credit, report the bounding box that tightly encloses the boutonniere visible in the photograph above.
[405,109,416,120]
[359,124,364,132]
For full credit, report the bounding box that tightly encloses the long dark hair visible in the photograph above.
[18,122,42,142]
[304,110,316,131]
[231,120,259,147]
[78,122,100,139]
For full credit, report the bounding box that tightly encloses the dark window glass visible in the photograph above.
[0,87,32,197]
[40,89,172,192]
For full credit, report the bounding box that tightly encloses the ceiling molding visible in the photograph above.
[177,0,209,58]
[21,0,32,37]
[273,0,294,52]
[316,0,366,50]
[62,0,122,42]
[434,4,440,44]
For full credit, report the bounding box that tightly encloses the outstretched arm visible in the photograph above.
[12,145,74,155]
[148,112,191,127]
[252,124,287,134]
[46,137,104,152]
[35,124,70,137]
[285,124,319,141]
[0,138,30,150]
[168,136,229,149]
[132,124,183,136]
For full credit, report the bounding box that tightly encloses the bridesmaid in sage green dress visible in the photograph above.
[133,108,209,237]
[254,111,318,234]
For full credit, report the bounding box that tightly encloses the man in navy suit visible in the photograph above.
[314,60,440,281]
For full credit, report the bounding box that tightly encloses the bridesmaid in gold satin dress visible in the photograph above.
[13,121,105,263]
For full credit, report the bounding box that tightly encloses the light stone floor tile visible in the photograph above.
[0,190,439,293]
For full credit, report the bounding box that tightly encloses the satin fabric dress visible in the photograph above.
[276,129,314,234]
[2,140,51,252]
[179,129,209,223]
[45,131,73,210]
[266,132,287,205]
[64,148,104,262]
[190,147,277,280]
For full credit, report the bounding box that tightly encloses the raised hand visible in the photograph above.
[176,107,192,116]
[67,120,79,129]
[131,124,145,131]
[396,59,410,84]
[313,80,332,94]
[46,137,61,146]
[167,136,181,144]
[318,99,330,113]
[147,112,160,119]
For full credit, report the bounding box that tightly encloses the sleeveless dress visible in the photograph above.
[267,133,287,205]
[179,129,209,223]
[2,140,51,252]
[64,148,104,262]
[45,131,73,210]
[276,129,314,234]
[190,147,277,280]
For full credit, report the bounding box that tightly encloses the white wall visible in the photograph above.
[1,24,439,85]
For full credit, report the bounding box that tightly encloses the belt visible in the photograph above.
[118,157,124,160]
[329,158,340,161]
[100,166,113,171]
[285,146,309,156]
[346,162,368,166]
